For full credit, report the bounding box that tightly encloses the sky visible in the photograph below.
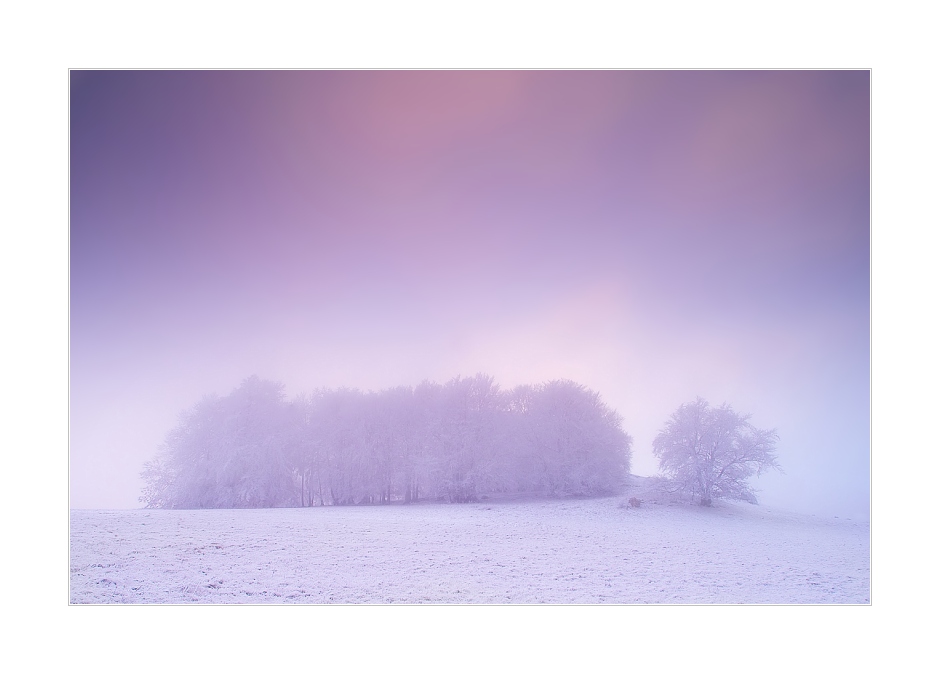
[70,70,869,516]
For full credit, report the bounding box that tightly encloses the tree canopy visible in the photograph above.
[652,398,780,506]
[141,375,633,508]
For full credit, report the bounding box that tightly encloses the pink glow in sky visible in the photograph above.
[70,71,869,515]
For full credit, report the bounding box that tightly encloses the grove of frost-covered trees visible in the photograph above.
[140,374,633,509]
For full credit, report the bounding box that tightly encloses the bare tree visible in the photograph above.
[652,398,780,506]
[139,378,294,508]
[523,380,632,497]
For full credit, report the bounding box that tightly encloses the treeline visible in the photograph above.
[140,374,632,509]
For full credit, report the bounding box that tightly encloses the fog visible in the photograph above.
[70,71,869,518]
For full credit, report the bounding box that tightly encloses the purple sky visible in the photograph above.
[70,70,869,515]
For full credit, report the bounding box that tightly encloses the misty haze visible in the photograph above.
[70,70,870,604]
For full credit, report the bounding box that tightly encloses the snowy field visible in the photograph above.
[70,496,869,604]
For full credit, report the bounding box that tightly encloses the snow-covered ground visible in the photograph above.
[69,495,869,604]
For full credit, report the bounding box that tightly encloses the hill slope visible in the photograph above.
[70,492,869,604]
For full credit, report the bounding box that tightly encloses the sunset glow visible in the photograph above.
[70,70,869,516]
